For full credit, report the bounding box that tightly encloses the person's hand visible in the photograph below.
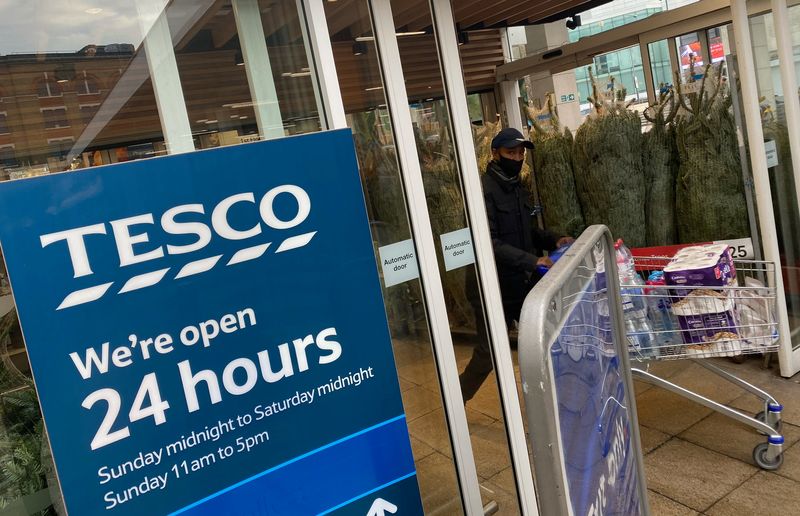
[557,236,575,248]
[537,256,553,268]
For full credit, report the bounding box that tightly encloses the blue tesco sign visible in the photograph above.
[0,130,422,515]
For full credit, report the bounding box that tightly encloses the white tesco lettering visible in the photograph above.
[39,185,312,277]
[162,204,212,255]
[40,223,107,278]
[110,214,165,267]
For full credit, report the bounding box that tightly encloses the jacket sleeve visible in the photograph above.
[486,195,540,272]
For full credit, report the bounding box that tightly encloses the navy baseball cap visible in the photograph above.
[491,127,534,149]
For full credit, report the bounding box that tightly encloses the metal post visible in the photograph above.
[731,0,796,377]
[297,0,348,130]
[698,27,712,65]
[135,0,195,154]
[367,0,483,512]
[500,81,525,131]
[232,0,285,139]
[639,38,658,104]
[429,1,539,514]
[668,36,681,80]
[772,0,800,371]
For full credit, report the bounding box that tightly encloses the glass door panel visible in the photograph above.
[387,1,521,513]
[323,1,467,513]
[748,10,800,349]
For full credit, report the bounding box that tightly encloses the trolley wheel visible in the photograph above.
[753,443,784,470]
[755,411,783,434]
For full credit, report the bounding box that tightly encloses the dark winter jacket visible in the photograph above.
[478,161,559,315]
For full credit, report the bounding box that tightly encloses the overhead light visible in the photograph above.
[205,119,218,124]
[196,119,208,123]
[353,42,367,56]
[239,116,248,119]
[85,7,103,15]
[235,50,244,66]
[365,86,383,91]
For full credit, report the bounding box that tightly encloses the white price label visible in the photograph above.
[714,238,755,260]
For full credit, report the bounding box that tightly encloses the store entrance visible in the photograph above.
[495,0,800,378]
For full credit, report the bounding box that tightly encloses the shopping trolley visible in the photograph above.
[622,255,785,470]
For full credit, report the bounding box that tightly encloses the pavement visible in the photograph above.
[393,336,800,515]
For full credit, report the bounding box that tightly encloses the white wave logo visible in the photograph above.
[40,185,316,310]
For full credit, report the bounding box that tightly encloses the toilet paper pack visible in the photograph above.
[664,245,740,346]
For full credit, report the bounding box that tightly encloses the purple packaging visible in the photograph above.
[663,244,737,301]
[675,308,738,344]
[664,245,739,345]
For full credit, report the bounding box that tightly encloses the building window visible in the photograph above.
[0,112,7,135]
[47,137,74,160]
[36,72,62,98]
[41,107,69,129]
[79,104,99,125]
[76,71,100,95]
[0,145,14,165]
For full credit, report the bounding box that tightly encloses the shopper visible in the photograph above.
[460,127,573,402]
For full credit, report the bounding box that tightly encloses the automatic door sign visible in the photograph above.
[0,130,423,515]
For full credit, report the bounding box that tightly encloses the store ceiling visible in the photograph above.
[324,0,611,40]
[181,0,612,49]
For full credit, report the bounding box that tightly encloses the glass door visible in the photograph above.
[744,8,800,363]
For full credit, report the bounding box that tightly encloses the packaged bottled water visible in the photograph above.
[615,239,657,357]
[645,271,680,354]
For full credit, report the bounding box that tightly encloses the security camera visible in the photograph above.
[566,15,582,30]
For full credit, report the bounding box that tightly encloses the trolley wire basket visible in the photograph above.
[622,257,779,362]
[619,253,785,470]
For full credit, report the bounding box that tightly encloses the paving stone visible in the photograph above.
[648,490,700,516]
[410,435,435,461]
[679,412,800,464]
[469,419,515,479]
[479,478,521,516]
[706,471,800,516]
[634,378,654,396]
[397,356,441,386]
[466,372,503,421]
[399,377,416,392]
[639,425,671,454]
[646,359,693,379]
[644,438,757,512]
[661,362,746,405]
[407,407,497,460]
[635,386,713,435]
[414,451,463,515]
[774,436,800,483]
[401,384,444,422]
[728,375,800,428]
[487,466,516,496]
[407,408,458,458]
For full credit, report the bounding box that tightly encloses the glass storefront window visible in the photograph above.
[0,1,324,512]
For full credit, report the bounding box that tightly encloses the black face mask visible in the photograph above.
[498,156,524,178]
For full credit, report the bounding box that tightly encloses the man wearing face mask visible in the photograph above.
[460,127,573,402]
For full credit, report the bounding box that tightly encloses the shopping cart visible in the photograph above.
[622,256,785,470]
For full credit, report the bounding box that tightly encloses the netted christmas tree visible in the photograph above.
[573,69,647,247]
[642,88,679,246]
[674,63,749,242]
[527,93,585,238]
